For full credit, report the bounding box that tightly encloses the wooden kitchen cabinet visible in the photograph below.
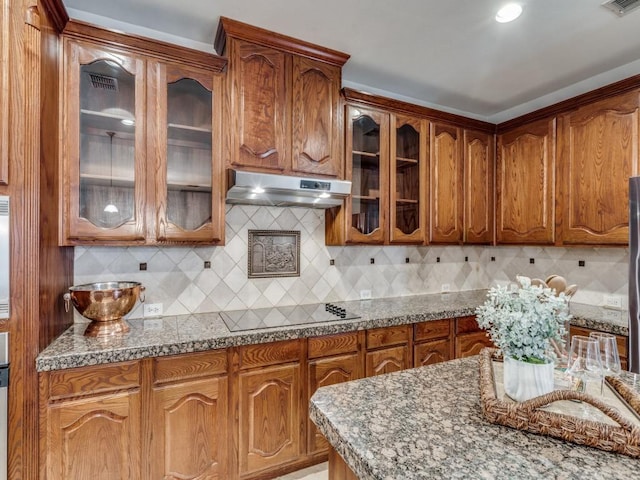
[216,17,348,178]
[150,351,228,480]
[236,340,303,478]
[307,332,362,455]
[430,122,464,244]
[390,114,429,243]
[496,117,556,244]
[40,361,142,480]
[557,91,639,245]
[329,104,428,245]
[343,105,390,243]
[464,129,495,244]
[60,23,226,245]
[365,325,411,375]
[413,319,453,366]
[0,0,8,185]
[454,316,493,358]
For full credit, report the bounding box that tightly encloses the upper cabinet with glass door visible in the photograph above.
[152,64,224,243]
[60,22,227,245]
[390,115,428,244]
[345,105,389,244]
[62,38,147,243]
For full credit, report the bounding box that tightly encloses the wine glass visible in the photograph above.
[566,335,603,394]
[589,332,622,393]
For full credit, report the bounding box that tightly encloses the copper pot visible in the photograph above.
[64,281,145,337]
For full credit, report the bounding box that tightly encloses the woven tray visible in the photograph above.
[479,347,640,457]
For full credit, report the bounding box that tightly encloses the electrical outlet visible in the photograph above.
[441,283,451,293]
[144,318,163,330]
[143,303,163,317]
[603,309,623,322]
[603,295,622,310]
[360,289,372,300]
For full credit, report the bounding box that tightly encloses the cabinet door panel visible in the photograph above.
[464,130,494,244]
[62,39,147,243]
[151,377,227,480]
[0,0,7,185]
[229,40,288,171]
[430,122,463,243]
[308,354,361,454]
[455,332,493,359]
[47,392,140,480]
[151,62,224,243]
[345,105,389,244]
[390,114,428,243]
[558,92,639,245]
[414,339,452,367]
[238,363,302,475]
[292,57,342,177]
[497,118,556,244]
[366,346,409,376]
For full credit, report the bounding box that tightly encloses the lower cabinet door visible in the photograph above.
[365,345,410,376]
[150,376,228,480]
[414,339,452,367]
[307,353,361,455]
[238,363,302,476]
[455,332,493,358]
[47,391,141,480]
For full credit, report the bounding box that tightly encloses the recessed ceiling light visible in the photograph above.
[495,3,523,23]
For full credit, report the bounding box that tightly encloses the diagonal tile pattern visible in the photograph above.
[73,205,630,320]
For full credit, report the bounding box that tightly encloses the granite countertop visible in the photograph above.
[309,357,639,480]
[35,289,629,372]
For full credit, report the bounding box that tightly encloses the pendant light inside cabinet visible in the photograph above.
[103,131,119,214]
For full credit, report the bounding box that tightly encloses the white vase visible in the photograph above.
[503,355,554,402]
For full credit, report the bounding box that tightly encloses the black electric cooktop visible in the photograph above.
[220,303,360,332]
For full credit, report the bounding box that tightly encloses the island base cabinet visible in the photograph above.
[328,447,358,480]
[237,363,303,478]
[150,377,228,480]
[45,391,141,480]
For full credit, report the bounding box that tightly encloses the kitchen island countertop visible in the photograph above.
[36,289,628,372]
[309,356,639,480]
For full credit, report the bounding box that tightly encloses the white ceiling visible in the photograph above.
[63,0,640,123]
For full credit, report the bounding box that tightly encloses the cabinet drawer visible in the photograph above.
[153,350,227,385]
[414,319,451,342]
[47,361,140,401]
[455,316,481,335]
[308,332,359,359]
[366,325,410,349]
[239,339,302,370]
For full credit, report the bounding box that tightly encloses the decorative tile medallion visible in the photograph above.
[248,230,301,278]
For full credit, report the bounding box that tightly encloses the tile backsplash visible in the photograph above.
[73,205,630,320]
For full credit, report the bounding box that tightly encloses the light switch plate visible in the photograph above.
[603,295,622,310]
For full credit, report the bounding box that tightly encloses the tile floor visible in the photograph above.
[275,462,328,480]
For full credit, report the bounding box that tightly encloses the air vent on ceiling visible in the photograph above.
[602,0,640,16]
[87,73,119,91]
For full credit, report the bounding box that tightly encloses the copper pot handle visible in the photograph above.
[139,286,146,303]
[63,293,71,313]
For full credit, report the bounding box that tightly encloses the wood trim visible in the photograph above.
[215,16,350,67]
[39,0,67,33]
[63,19,227,72]
[343,87,495,133]
[497,75,640,132]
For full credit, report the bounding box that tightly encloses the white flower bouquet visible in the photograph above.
[476,276,571,364]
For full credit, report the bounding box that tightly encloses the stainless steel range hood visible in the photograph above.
[226,169,351,208]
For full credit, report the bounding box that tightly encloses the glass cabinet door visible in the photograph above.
[64,39,146,242]
[154,64,223,242]
[390,115,427,244]
[345,105,388,243]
